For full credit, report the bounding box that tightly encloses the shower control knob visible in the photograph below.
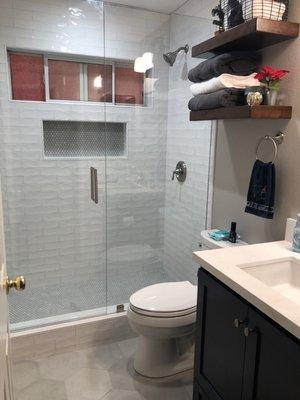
[171,161,187,182]
[5,275,26,294]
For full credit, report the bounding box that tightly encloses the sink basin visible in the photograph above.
[238,257,300,306]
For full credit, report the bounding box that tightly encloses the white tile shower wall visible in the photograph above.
[0,0,170,321]
[163,14,214,284]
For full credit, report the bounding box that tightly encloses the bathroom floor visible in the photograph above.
[12,337,193,400]
[10,269,170,324]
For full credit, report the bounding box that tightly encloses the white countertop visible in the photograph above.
[193,241,300,340]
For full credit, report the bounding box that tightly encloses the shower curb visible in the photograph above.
[10,312,135,362]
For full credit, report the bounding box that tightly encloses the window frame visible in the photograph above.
[7,48,148,108]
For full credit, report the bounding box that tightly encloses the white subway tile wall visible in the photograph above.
[163,14,215,284]
[0,0,213,325]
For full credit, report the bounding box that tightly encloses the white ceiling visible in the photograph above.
[105,0,189,14]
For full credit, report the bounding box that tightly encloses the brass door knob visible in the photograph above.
[6,276,26,294]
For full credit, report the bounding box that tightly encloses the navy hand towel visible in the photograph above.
[245,160,276,219]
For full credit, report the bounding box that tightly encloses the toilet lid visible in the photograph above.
[129,281,197,315]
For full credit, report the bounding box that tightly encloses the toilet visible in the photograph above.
[128,229,248,378]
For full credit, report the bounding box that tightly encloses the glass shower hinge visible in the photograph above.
[116,304,125,313]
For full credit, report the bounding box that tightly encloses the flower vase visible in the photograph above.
[266,89,278,106]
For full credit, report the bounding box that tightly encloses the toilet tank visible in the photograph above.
[200,229,248,250]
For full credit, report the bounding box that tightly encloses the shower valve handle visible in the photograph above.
[171,161,187,183]
[172,168,181,180]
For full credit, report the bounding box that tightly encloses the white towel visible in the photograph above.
[190,73,259,96]
[243,0,286,21]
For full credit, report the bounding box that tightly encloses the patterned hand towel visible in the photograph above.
[245,160,276,219]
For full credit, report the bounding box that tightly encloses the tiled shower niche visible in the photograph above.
[43,121,127,159]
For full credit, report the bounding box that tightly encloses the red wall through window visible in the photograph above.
[87,64,113,103]
[9,52,45,101]
[115,67,144,105]
[48,60,81,101]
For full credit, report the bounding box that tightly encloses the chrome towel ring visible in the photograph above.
[255,132,284,164]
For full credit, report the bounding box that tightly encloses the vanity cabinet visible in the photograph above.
[193,268,300,400]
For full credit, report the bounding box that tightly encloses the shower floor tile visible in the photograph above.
[9,269,170,324]
[13,337,193,400]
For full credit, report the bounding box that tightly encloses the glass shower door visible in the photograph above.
[1,0,108,329]
[104,3,170,311]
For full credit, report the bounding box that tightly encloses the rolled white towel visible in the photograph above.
[243,0,286,21]
[190,73,259,96]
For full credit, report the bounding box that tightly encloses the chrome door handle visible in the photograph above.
[90,167,98,204]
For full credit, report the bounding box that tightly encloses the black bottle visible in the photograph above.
[229,222,237,243]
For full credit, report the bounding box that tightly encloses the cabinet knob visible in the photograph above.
[233,318,245,329]
[244,327,254,337]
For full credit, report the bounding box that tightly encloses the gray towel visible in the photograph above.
[188,52,261,83]
[188,89,246,111]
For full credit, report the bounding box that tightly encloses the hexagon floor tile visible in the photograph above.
[13,337,193,400]
[65,368,112,400]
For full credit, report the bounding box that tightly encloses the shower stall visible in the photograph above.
[0,0,214,331]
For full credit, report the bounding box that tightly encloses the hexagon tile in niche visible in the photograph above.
[12,337,193,400]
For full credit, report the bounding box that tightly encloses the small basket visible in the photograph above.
[219,0,289,30]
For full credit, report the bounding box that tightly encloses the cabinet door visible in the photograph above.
[194,269,248,400]
[243,308,300,400]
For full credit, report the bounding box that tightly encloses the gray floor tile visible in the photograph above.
[36,350,81,381]
[117,337,138,358]
[12,360,40,393]
[16,379,67,400]
[65,368,112,400]
[13,339,193,400]
[100,389,143,400]
[76,342,123,371]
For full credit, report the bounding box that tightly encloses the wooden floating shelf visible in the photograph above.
[192,18,299,59]
[190,106,293,121]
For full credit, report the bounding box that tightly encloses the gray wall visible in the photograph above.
[212,2,300,244]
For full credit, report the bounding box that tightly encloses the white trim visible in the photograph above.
[44,56,50,102]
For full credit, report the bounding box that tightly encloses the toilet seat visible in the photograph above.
[129,281,197,318]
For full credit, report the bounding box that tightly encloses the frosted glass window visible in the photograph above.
[87,64,113,103]
[43,121,126,158]
[9,52,45,101]
[115,66,144,105]
[48,60,81,101]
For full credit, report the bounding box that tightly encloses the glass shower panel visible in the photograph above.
[1,0,108,329]
[104,3,171,310]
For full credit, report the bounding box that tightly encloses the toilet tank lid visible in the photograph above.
[129,281,197,313]
[201,229,248,249]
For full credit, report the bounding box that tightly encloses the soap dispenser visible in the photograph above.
[292,214,300,253]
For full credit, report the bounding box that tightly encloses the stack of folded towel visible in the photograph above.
[188,52,262,111]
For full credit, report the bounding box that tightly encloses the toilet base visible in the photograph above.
[133,334,195,378]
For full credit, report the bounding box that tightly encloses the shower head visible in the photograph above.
[163,44,189,67]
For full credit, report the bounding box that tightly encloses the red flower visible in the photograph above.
[255,66,289,83]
